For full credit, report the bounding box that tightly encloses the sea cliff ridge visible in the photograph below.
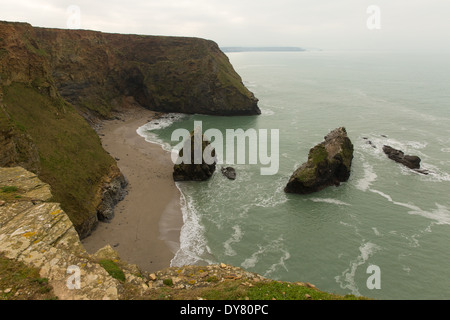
[0,20,259,238]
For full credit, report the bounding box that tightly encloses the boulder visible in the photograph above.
[382,145,421,170]
[173,130,216,181]
[284,127,354,194]
[221,167,236,180]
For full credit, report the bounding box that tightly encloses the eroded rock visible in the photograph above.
[382,145,421,169]
[0,167,148,300]
[173,129,216,181]
[221,167,236,180]
[285,127,354,194]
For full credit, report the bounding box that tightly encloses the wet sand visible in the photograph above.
[82,106,183,273]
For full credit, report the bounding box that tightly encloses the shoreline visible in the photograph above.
[81,105,183,273]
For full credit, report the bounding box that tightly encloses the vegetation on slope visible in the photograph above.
[0,254,57,300]
[2,82,115,234]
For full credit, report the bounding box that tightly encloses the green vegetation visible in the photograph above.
[0,254,57,300]
[1,186,18,193]
[2,83,116,232]
[99,259,126,282]
[246,281,362,300]
[142,279,366,301]
[0,186,24,201]
[163,278,174,287]
[309,143,328,165]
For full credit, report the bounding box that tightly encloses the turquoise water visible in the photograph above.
[139,51,450,300]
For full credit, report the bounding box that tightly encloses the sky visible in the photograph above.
[1,0,450,52]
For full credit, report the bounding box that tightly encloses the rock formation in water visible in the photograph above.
[173,130,217,181]
[0,20,259,237]
[382,145,428,174]
[285,127,354,194]
[221,166,236,180]
[382,145,421,169]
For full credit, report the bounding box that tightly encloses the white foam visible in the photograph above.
[240,236,290,276]
[170,185,214,267]
[418,163,450,182]
[408,203,450,226]
[370,189,394,202]
[264,249,290,278]
[136,113,187,152]
[223,225,244,257]
[253,177,288,209]
[370,189,450,226]
[372,227,381,236]
[335,241,381,296]
[261,109,275,116]
[310,198,351,206]
[355,162,378,192]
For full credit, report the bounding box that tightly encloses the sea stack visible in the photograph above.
[173,129,217,181]
[284,127,354,194]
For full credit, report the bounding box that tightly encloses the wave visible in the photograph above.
[370,189,450,226]
[240,236,290,277]
[310,198,351,206]
[170,185,215,267]
[355,161,378,192]
[136,113,187,152]
[252,176,288,209]
[223,225,244,257]
[261,109,275,116]
[335,241,381,296]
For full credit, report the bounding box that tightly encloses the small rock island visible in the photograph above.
[173,130,217,181]
[285,127,354,194]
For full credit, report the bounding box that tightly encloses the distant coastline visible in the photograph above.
[221,46,306,53]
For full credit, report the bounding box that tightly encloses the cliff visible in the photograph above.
[34,25,260,120]
[1,167,361,301]
[0,21,259,238]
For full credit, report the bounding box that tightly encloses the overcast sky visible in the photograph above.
[1,0,449,52]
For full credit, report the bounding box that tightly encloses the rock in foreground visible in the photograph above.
[285,127,354,194]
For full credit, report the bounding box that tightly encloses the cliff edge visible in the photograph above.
[1,167,361,301]
[0,21,259,238]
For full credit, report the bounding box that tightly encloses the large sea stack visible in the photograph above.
[285,127,354,194]
[173,130,217,181]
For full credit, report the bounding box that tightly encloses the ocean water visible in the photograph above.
[138,51,450,300]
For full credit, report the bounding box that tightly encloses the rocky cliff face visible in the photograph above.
[0,21,259,238]
[0,167,152,299]
[0,167,291,301]
[34,26,260,119]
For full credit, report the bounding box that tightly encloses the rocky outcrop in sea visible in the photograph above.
[285,127,354,194]
[382,145,428,174]
[173,130,217,181]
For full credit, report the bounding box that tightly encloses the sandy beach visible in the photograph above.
[81,105,183,273]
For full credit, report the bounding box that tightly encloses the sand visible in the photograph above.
[81,105,183,273]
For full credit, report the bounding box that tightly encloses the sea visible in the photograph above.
[137,50,450,300]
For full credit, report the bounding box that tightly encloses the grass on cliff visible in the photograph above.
[2,82,116,232]
[142,279,365,301]
[0,254,57,300]
[99,259,126,282]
